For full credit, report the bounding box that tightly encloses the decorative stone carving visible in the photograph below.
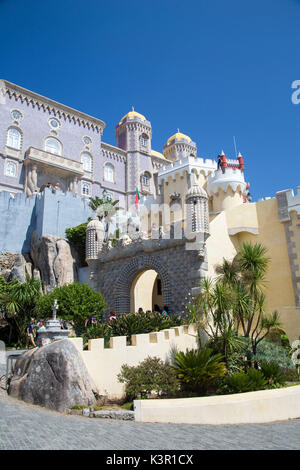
[186,184,210,238]
[86,218,105,261]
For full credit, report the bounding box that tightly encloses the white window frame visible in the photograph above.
[11,109,23,123]
[140,135,148,147]
[104,162,115,183]
[81,182,91,196]
[6,127,22,150]
[81,152,93,173]
[48,118,61,130]
[5,160,18,178]
[82,135,92,146]
[44,137,63,156]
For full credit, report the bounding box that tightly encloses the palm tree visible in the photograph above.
[0,277,41,345]
[193,242,281,362]
[89,196,122,241]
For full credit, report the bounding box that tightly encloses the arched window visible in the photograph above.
[7,127,22,150]
[44,137,62,156]
[142,174,149,185]
[141,171,151,188]
[139,134,148,147]
[5,161,17,177]
[104,162,115,183]
[82,182,91,196]
[81,152,92,172]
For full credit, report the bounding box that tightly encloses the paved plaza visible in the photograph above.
[0,392,299,450]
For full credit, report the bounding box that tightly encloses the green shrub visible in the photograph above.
[249,339,295,370]
[280,334,291,352]
[117,356,179,400]
[281,367,300,382]
[225,368,268,393]
[65,222,89,264]
[121,402,134,411]
[171,348,226,394]
[83,311,183,344]
[259,362,286,386]
[36,283,106,334]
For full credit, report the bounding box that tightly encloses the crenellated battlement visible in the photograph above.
[158,156,217,184]
[276,187,300,222]
[69,324,199,398]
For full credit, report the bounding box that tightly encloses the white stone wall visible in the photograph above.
[69,324,198,398]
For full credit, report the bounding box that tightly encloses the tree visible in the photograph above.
[36,282,106,334]
[0,276,42,346]
[191,242,281,362]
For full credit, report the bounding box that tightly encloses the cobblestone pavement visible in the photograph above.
[0,393,300,450]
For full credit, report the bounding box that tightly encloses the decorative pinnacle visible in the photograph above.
[177,128,180,133]
[220,150,225,156]
[132,106,134,111]
[238,152,242,157]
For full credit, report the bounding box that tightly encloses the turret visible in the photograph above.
[86,218,105,262]
[115,107,152,153]
[185,184,209,239]
[163,130,197,161]
[207,151,246,212]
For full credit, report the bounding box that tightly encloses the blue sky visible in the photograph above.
[1,0,300,200]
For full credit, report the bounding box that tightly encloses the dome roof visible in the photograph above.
[167,131,192,145]
[120,108,146,123]
[86,218,105,230]
[186,184,208,199]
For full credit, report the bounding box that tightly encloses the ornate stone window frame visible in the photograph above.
[140,170,152,194]
[81,181,92,197]
[44,136,63,156]
[81,151,93,174]
[82,135,92,148]
[10,109,23,125]
[5,159,18,178]
[48,117,61,131]
[103,161,116,184]
[6,125,23,151]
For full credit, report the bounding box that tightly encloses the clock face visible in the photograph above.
[49,118,60,129]
[12,110,21,121]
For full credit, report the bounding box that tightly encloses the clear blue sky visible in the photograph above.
[1,0,300,200]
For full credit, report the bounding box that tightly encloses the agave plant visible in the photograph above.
[171,348,226,394]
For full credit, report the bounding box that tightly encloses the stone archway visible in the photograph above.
[113,254,172,313]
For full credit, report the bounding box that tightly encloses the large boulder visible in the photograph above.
[8,339,97,412]
[30,231,78,292]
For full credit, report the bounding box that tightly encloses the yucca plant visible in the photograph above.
[171,348,226,394]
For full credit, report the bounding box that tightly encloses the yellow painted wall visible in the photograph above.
[212,186,244,212]
[229,198,299,340]
[206,211,238,277]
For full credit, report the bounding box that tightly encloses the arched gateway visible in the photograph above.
[86,184,210,315]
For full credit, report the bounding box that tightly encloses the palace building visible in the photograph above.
[0,80,299,340]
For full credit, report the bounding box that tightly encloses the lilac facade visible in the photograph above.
[0,81,166,211]
[0,81,169,253]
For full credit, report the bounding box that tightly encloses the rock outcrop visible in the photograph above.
[9,339,97,412]
[0,252,33,282]
[31,231,78,292]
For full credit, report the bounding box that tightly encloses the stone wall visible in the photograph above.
[0,188,94,254]
[91,235,207,315]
